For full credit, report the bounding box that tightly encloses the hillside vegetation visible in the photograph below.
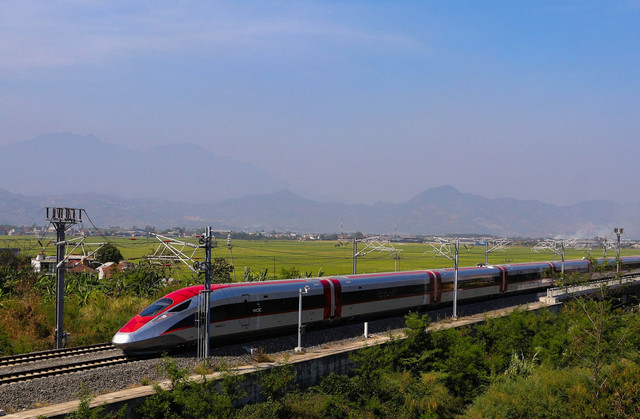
[236,298,640,418]
[80,296,640,418]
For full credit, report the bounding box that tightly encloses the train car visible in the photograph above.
[112,256,640,353]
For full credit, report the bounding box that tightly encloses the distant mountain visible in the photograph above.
[0,133,289,203]
[0,189,41,224]
[390,186,618,237]
[1,186,638,238]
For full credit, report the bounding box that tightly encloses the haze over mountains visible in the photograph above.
[1,133,638,238]
[0,133,288,203]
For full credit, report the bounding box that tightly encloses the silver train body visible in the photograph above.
[113,256,640,352]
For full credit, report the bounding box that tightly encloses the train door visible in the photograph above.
[497,266,508,293]
[240,293,251,329]
[427,272,435,304]
[328,278,342,318]
[434,272,442,303]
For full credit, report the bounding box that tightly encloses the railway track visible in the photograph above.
[0,342,116,368]
[0,343,151,386]
[0,354,136,386]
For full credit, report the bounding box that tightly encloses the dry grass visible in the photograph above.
[253,347,274,363]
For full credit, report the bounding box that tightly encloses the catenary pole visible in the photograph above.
[452,240,459,320]
[47,207,82,349]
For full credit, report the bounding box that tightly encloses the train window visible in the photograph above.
[169,300,191,313]
[140,298,173,317]
[459,276,500,289]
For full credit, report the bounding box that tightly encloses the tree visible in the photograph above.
[117,263,167,297]
[96,243,123,264]
[397,312,434,373]
[437,330,491,402]
[0,250,38,297]
[0,250,27,269]
[211,258,233,283]
[565,288,638,409]
[259,362,297,401]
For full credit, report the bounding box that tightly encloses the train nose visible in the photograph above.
[112,331,136,349]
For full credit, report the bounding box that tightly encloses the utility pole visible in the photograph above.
[532,238,578,281]
[614,227,624,273]
[561,240,565,278]
[483,238,510,266]
[295,285,310,353]
[46,207,83,349]
[485,240,488,265]
[352,236,402,275]
[423,237,460,320]
[453,240,459,320]
[352,237,358,274]
[227,233,236,281]
[195,227,213,359]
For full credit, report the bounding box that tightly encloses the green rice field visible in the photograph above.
[1,235,636,279]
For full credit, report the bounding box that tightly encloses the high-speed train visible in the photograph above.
[112,256,640,352]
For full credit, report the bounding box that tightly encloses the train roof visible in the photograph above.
[165,279,314,300]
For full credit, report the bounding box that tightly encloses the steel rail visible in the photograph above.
[0,354,135,386]
[0,343,116,368]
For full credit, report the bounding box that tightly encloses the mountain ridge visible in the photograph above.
[1,186,638,239]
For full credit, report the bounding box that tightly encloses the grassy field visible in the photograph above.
[1,235,636,279]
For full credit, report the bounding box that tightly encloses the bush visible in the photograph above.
[279,266,302,279]
[0,325,13,356]
[134,356,242,419]
[466,366,589,418]
[259,362,296,401]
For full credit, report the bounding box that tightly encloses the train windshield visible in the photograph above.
[140,298,173,317]
[169,300,191,312]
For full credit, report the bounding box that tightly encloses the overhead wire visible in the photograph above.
[81,210,111,244]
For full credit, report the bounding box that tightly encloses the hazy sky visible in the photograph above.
[1,1,639,206]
